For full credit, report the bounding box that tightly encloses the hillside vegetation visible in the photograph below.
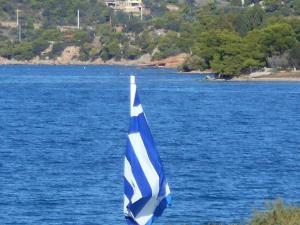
[0,0,299,77]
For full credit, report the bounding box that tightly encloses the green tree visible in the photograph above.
[265,16,300,42]
[243,29,268,64]
[135,31,156,54]
[123,45,141,60]
[72,30,92,45]
[211,54,245,78]
[192,30,241,66]
[79,42,91,61]
[96,24,112,37]
[292,0,300,15]
[179,55,208,72]
[13,42,35,60]
[192,29,265,77]
[0,41,13,59]
[152,12,184,32]
[234,6,265,36]
[260,23,296,56]
[100,39,121,61]
[289,43,300,69]
[32,38,49,55]
[41,29,62,42]
[153,31,181,60]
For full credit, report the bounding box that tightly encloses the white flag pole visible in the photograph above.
[130,75,136,116]
[77,9,80,30]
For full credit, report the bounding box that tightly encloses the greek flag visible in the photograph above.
[124,76,171,225]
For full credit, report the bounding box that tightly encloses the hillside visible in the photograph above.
[0,0,299,77]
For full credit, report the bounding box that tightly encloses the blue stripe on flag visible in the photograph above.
[125,139,152,198]
[124,177,134,200]
[154,194,172,217]
[128,196,152,217]
[126,216,140,225]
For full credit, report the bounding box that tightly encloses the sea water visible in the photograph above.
[0,65,300,224]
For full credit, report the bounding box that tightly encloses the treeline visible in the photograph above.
[180,14,300,77]
[0,0,299,77]
[178,2,300,77]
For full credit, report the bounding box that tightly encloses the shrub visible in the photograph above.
[153,31,181,60]
[123,45,141,60]
[100,39,121,61]
[249,199,300,225]
[0,41,13,59]
[178,55,208,72]
[41,29,62,42]
[32,38,49,55]
[13,42,35,60]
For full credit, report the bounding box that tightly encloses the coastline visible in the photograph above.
[0,57,151,67]
[206,71,300,82]
[231,71,300,82]
[0,53,189,69]
[1,57,300,82]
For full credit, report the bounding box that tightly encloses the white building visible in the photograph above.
[106,0,144,16]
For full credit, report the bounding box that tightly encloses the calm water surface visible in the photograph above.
[0,65,300,224]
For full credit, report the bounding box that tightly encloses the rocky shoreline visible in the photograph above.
[1,55,299,82]
[0,52,189,69]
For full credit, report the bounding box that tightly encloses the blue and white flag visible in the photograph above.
[124,76,171,225]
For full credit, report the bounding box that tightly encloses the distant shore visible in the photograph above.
[230,71,300,82]
[1,56,299,82]
[205,71,300,82]
[0,53,188,69]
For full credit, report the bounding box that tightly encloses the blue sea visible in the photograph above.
[0,65,300,225]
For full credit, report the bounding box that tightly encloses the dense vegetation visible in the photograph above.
[205,200,300,225]
[0,0,299,77]
[249,200,300,225]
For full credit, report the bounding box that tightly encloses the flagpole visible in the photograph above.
[125,75,171,223]
[130,75,136,116]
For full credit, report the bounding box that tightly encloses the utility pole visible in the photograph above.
[17,9,21,42]
[77,9,80,30]
[19,25,21,42]
[140,7,143,20]
[16,9,19,26]
[241,0,245,7]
